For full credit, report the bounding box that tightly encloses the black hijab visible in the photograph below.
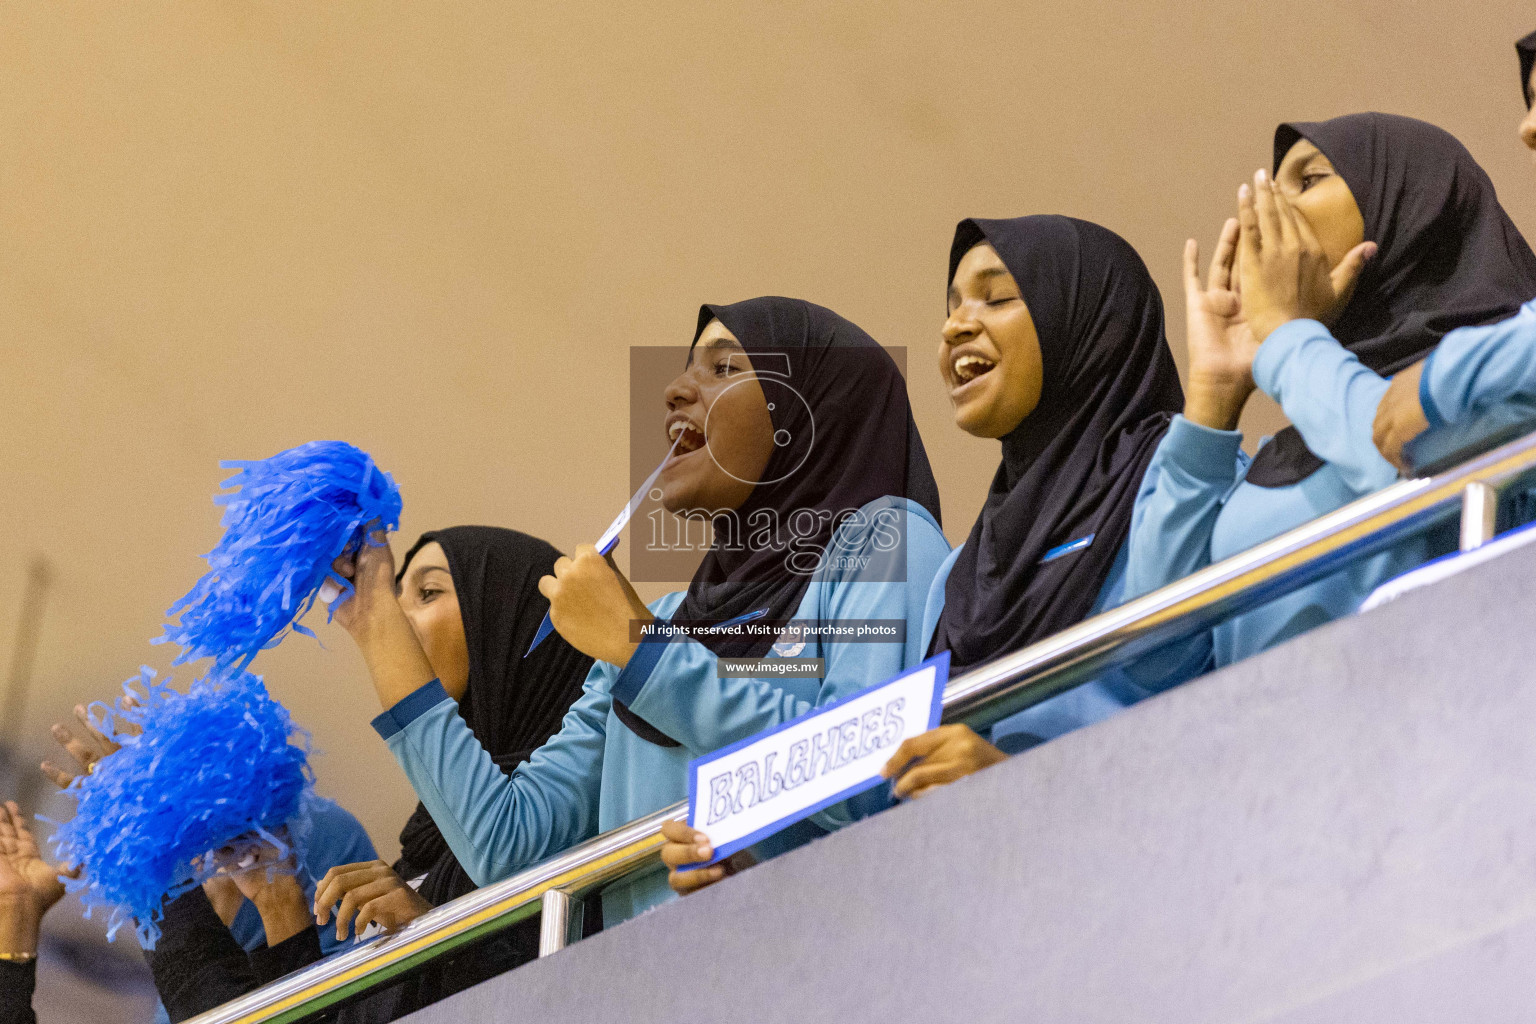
[391,527,594,907]
[669,297,942,659]
[929,216,1183,675]
[1245,113,1536,487]
[1519,31,1536,108]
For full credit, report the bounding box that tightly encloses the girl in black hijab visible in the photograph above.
[95,527,592,1023]
[332,297,949,923]
[930,216,1183,674]
[877,216,1189,801]
[1125,113,1536,673]
[651,297,943,660]
[1518,31,1536,155]
[386,527,594,909]
[312,527,593,1013]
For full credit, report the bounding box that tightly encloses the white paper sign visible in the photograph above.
[685,652,949,867]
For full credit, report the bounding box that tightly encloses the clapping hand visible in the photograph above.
[0,801,76,959]
[1181,217,1263,431]
[1237,169,1375,344]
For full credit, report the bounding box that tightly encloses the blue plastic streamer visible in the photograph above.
[46,668,315,949]
[157,440,402,670]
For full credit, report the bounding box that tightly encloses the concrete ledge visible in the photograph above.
[405,541,1536,1023]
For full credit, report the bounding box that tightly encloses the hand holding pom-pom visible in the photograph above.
[326,536,439,709]
[159,441,403,671]
[47,669,315,948]
[202,833,312,946]
[327,527,401,645]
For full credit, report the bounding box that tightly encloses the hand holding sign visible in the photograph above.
[660,819,758,895]
[682,653,948,870]
[881,724,1007,800]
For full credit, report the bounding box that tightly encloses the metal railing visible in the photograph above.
[188,426,1536,1024]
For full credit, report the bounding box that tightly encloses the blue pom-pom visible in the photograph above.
[158,440,402,670]
[47,668,314,949]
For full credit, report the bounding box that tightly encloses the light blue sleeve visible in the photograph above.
[376,668,612,888]
[625,499,951,756]
[1420,302,1536,428]
[986,536,1214,751]
[919,546,964,653]
[1117,416,1248,687]
[1122,415,1246,600]
[986,544,1130,753]
[1251,319,1396,493]
[922,536,1141,750]
[620,629,808,751]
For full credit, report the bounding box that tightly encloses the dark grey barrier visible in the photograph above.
[401,535,1536,1023]
[189,428,1536,1024]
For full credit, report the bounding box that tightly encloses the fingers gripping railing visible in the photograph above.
[188,427,1536,1024]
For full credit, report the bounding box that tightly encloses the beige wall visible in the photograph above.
[2,1,1534,865]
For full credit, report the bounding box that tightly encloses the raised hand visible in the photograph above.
[202,875,245,928]
[203,839,291,905]
[328,527,401,644]
[0,800,76,958]
[328,529,438,709]
[1238,169,1375,343]
[313,860,431,942]
[203,836,310,946]
[1181,218,1261,431]
[0,802,69,914]
[41,702,133,789]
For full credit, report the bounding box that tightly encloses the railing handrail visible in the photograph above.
[187,426,1536,1024]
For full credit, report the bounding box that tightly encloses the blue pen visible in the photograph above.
[526,437,681,657]
[1039,532,1095,564]
[715,607,769,629]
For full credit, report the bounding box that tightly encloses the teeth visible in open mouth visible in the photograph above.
[668,421,705,453]
[953,354,997,384]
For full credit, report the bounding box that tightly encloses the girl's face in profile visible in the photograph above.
[942,242,1044,439]
[1274,140,1366,282]
[657,319,774,516]
[396,541,470,700]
